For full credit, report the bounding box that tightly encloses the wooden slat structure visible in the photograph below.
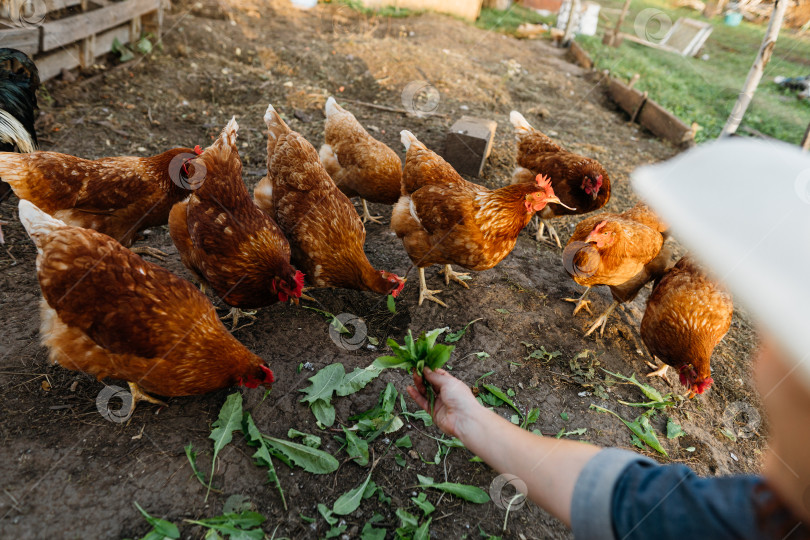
[0,0,164,81]
[608,76,694,146]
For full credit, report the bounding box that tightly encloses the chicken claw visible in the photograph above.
[564,287,592,315]
[536,219,562,248]
[221,307,258,331]
[418,268,448,308]
[127,382,168,411]
[440,264,471,288]
[360,199,384,225]
[130,246,168,260]
[584,300,619,337]
[646,362,672,385]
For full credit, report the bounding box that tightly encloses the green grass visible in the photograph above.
[476,5,555,33]
[576,0,810,143]
[335,0,418,18]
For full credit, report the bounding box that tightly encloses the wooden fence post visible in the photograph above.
[720,0,789,137]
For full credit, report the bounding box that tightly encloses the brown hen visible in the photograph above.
[562,202,672,336]
[391,130,568,307]
[254,104,405,298]
[19,199,274,412]
[641,255,733,396]
[0,143,201,258]
[319,97,402,224]
[510,111,610,246]
[169,118,304,329]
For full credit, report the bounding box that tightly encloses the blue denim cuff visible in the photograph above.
[570,448,656,540]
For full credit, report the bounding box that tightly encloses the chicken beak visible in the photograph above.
[546,196,576,211]
[291,297,300,306]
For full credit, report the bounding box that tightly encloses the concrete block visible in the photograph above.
[443,116,497,177]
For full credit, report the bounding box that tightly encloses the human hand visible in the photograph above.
[406,367,480,440]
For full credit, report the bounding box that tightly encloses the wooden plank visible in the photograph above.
[0,27,40,55]
[41,0,158,51]
[637,98,693,145]
[45,0,83,11]
[568,40,593,69]
[36,43,81,81]
[92,23,129,57]
[607,77,646,116]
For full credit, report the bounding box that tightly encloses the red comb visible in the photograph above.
[193,145,202,155]
[261,364,275,384]
[535,174,551,189]
[293,270,305,296]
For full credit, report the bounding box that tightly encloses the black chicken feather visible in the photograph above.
[0,48,39,207]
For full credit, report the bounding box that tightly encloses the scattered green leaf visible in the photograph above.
[666,417,686,439]
[482,383,522,417]
[263,435,339,474]
[719,427,737,442]
[242,414,286,510]
[591,405,668,456]
[333,471,373,515]
[184,443,207,488]
[395,435,412,449]
[445,318,482,343]
[287,428,321,448]
[416,474,490,503]
[135,502,180,540]
[206,393,244,501]
[411,492,435,516]
[343,427,370,466]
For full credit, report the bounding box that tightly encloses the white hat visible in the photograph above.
[632,138,810,390]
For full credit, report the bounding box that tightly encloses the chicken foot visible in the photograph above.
[130,246,169,260]
[220,307,258,331]
[127,382,168,411]
[646,362,672,385]
[584,300,619,337]
[418,267,447,308]
[360,199,384,225]
[439,264,471,288]
[536,219,562,248]
[563,286,592,315]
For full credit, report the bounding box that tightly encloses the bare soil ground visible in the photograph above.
[0,2,762,538]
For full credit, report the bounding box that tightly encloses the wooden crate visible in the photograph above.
[0,0,164,81]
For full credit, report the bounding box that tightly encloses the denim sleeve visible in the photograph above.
[570,448,791,540]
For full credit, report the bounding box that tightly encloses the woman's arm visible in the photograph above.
[407,367,600,526]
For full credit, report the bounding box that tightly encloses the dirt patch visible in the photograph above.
[0,2,762,538]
